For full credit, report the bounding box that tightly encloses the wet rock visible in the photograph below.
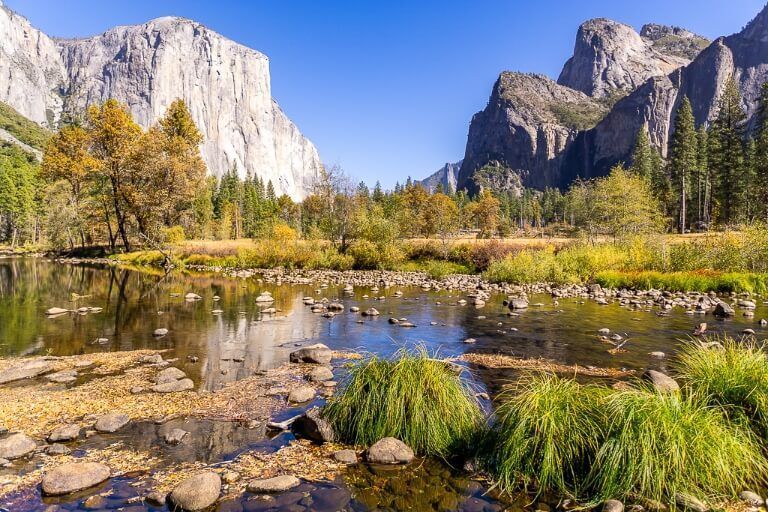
[307,366,334,382]
[739,491,763,507]
[94,413,130,433]
[598,328,610,335]
[288,386,315,403]
[333,449,357,464]
[156,367,187,384]
[46,369,78,383]
[144,490,168,506]
[388,317,399,324]
[743,328,756,335]
[153,328,169,337]
[0,433,36,459]
[674,493,707,512]
[47,424,80,443]
[509,298,529,310]
[643,370,680,393]
[152,378,194,393]
[255,292,275,303]
[169,472,221,511]
[184,292,202,301]
[289,344,332,364]
[293,407,336,443]
[366,437,414,464]
[349,306,360,312]
[604,500,624,512]
[222,471,240,484]
[713,302,735,317]
[164,428,188,445]
[247,475,300,493]
[45,443,71,456]
[649,351,666,359]
[463,338,477,344]
[41,462,111,496]
[82,495,108,509]
[362,308,380,316]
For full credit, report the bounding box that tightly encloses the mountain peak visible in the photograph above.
[739,2,768,41]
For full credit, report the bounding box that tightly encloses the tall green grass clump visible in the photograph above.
[322,348,483,457]
[589,388,765,503]
[676,338,768,437]
[487,374,608,498]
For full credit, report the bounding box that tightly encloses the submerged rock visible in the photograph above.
[41,462,110,495]
[169,472,221,511]
[247,474,300,493]
[366,437,414,464]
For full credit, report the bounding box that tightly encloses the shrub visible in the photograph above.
[589,388,765,503]
[347,239,404,270]
[676,339,768,437]
[323,348,484,457]
[470,240,516,271]
[396,259,471,279]
[487,374,607,498]
[484,246,573,285]
[162,225,186,244]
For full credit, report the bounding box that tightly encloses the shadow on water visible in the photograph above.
[1,257,767,510]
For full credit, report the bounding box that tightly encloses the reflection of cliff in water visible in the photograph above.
[200,293,323,391]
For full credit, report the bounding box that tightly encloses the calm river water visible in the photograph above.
[0,257,764,511]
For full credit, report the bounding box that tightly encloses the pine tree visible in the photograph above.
[669,97,698,233]
[372,181,385,203]
[710,76,746,225]
[630,126,654,180]
[694,126,710,226]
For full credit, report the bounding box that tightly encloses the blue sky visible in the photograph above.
[5,0,766,187]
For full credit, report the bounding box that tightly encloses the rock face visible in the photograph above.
[0,3,322,200]
[558,19,693,99]
[417,160,463,192]
[456,14,713,194]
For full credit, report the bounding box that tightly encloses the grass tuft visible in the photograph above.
[322,347,484,458]
[487,374,607,499]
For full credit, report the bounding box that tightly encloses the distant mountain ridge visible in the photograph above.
[0,2,322,199]
[417,160,462,192]
[454,12,723,194]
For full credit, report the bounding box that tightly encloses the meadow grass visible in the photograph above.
[594,270,768,294]
[322,348,484,458]
[675,338,768,437]
[487,374,608,499]
[395,259,472,279]
[589,387,765,503]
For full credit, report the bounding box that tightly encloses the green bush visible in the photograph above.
[676,338,768,437]
[323,348,484,457]
[396,259,471,279]
[590,388,765,503]
[347,239,404,270]
[484,246,574,285]
[487,374,607,498]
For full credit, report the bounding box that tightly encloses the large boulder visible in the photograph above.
[643,370,680,393]
[293,407,336,443]
[169,472,222,511]
[365,437,414,464]
[0,433,36,459]
[41,462,110,495]
[94,413,130,433]
[289,344,332,364]
[247,475,300,493]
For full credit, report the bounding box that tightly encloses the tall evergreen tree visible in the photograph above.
[710,76,746,225]
[694,126,710,226]
[630,126,654,180]
[669,97,698,233]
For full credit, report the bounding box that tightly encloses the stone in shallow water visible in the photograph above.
[47,424,80,443]
[169,472,221,511]
[289,344,332,364]
[41,462,110,495]
[164,428,188,445]
[0,433,36,459]
[294,406,336,443]
[333,449,358,464]
[288,386,315,403]
[46,443,71,456]
[307,366,333,382]
[366,437,414,464]
[247,474,300,493]
[94,413,130,433]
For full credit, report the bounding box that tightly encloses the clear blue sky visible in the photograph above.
[5,0,766,187]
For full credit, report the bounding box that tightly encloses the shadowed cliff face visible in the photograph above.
[456,13,721,194]
[0,4,322,200]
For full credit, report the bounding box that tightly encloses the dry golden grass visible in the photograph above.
[457,353,634,378]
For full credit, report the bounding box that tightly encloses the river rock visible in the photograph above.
[333,449,358,464]
[156,367,187,384]
[739,491,763,507]
[153,328,169,337]
[293,406,336,443]
[152,378,194,393]
[164,428,188,445]
[366,437,414,464]
[41,462,111,496]
[45,307,69,316]
[287,386,315,403]
[713,302,735,317]
[46,443,71,456]
[141,354,164,364]
[289,344,332,364]
[247,475,300,493]
[169,472,221,511]
[604,500,624,512]
[94,413,130,433]
[145,490,168,506]
[0,433,36,459]
[0,360,52,384]
[674,493,708,512]
[643,370,680,393]
[184,293,202,301]
[362,308,380,316]
[308,366,334,382]
[46,369,78,383]
[255,292,275,303]
[509,298,529,310]
[47,424,80,443]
